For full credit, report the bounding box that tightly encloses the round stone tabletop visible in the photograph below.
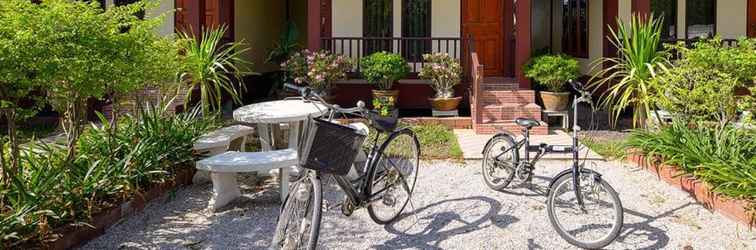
[233,100,328,124]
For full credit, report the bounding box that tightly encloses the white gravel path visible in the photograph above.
[80,160,756,250]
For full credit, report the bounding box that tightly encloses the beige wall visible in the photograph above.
[150,0,175,37]
[235,0,286,73]
[715,0,747,39]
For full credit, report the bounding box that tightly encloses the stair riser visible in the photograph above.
[479,91,536,106]
[474,124,549,135]
[481,109,542,123]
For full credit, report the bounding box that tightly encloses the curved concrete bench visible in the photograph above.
[193,125,255,184]
[196,149,298,210]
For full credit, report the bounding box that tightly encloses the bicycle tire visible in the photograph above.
[481,134,518,190]
[271,171,323,250]
[366,128,420,224]
[547,171,623,249]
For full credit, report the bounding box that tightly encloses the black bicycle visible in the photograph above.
[271,84,420,250]
[481,80,623,249]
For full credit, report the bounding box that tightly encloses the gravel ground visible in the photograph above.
[81,160,756,250]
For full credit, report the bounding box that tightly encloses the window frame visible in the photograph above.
[685,0,717,40]
[651,0,679,41]
[401,0,432,62]
[562,0,589,58]
[363,0,394,54]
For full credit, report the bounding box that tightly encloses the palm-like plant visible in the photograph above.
[177,25,252,115]
[589,14,670,128]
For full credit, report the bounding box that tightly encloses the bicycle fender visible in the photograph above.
[546,168,603,196]
[481,131,518,155]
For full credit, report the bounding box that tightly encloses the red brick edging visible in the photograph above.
[337,116,472,130]
[39,167,197,250]
[625,150,755,227]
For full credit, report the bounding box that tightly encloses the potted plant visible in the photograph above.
[282,49,352,101]
[419,53,463,111]
[525,54,580,111]
[360,52,409,107]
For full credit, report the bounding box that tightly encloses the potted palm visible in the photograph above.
[282,49,352,101]
[525,54,580,111]
[361,52,409,107]
[419,53,462,111]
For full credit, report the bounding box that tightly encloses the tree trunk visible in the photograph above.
[64,100,84,164]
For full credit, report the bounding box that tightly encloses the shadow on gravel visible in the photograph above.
[372,196,515,249]
[495,175,551,197]
[614,203,695,250]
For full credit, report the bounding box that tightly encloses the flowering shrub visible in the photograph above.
[419,53,462,98]
[372,96,396,116]
[282,50,352,91]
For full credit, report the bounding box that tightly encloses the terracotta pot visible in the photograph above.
[428,97,462,111]
[372,89,400,105]
[540,91,570,111]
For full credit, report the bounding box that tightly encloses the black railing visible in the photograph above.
[320,37,474,78]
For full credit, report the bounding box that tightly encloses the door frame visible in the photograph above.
[749,0,756,37]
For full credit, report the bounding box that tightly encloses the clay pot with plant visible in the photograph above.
[282,49,352,102]
[525,54,580,111]
[419,53,463,111]
[361,52,410,109]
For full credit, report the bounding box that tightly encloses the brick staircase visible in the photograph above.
[471,77,548,135]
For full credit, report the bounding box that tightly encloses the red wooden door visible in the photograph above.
[749,0,756,37]
[463,0,510,76]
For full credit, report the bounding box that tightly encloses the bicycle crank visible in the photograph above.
[341,197,356,216]
[514,163,535,184]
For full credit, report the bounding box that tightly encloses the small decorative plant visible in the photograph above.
[372,96,396,117]
[360,52,410,90]
[419,53,462,99]
[282,49,352,92]
[525,54,580,92]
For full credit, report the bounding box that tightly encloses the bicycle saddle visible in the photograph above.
[515,117,540,129]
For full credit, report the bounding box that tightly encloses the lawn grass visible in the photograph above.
[410,123,464,160]
[580,136,628,160]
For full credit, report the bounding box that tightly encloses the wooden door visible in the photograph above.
[749,0,756,37]
[463,0,510,76]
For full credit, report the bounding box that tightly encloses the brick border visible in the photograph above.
[626,150,755,227]
[26,167,197,250]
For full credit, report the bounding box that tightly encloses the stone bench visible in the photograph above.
[196,148,298,210]
[193,125,255,183]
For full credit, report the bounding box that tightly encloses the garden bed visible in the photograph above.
[625,150,755,227]
[36,167,196,250]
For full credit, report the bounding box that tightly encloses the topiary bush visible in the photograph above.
[360,52,410,90]
[525,54,580,92]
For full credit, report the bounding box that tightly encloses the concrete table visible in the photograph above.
[233,100,328,200]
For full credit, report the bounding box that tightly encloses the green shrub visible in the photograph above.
[627,122,756,201]
[1,103,216,246]
[360,52,410,90]
[525,54,580,92]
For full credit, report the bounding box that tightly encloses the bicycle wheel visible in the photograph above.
[547,171,623,249]
[481,135,518,190]
[366,128,420,224]
[271,171,323,250]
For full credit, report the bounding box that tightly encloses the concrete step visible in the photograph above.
[481,77,518,91]
[480,103,542,123]
[478,90,536,106]
[474,121,549,135]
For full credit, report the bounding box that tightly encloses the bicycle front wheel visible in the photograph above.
[271,171,322,250]
[367,128,420,224]
[547,171,623,249]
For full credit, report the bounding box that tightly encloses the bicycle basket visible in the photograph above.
[299,117,367,175]
[367,109,399,132]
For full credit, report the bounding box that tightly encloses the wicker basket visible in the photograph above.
[299,118,367,175]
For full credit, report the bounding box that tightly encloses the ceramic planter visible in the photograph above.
[429,96,462,111]
[372,89,399,105]
[540,91,570,111]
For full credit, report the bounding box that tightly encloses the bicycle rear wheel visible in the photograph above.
[366,128,420,224]
[547,171,623,249]
[271,171,322,250]
[481,134,518,190]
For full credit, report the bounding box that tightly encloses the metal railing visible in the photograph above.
[320,36,474,78]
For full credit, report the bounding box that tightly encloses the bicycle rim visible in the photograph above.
[547,173,623,249]
[271,172,322,250]
[367,129,420,224]
[481,136,517,190]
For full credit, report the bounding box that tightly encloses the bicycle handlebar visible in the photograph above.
[283,83,367,117]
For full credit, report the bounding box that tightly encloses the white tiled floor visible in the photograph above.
[454,129,602,160]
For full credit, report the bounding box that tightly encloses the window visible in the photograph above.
[686,0,716,39]
[402,0,431,62]
[364,0,393,54]
[651,0,677,40]
[562,0,588,58]
[115,0,145,19]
